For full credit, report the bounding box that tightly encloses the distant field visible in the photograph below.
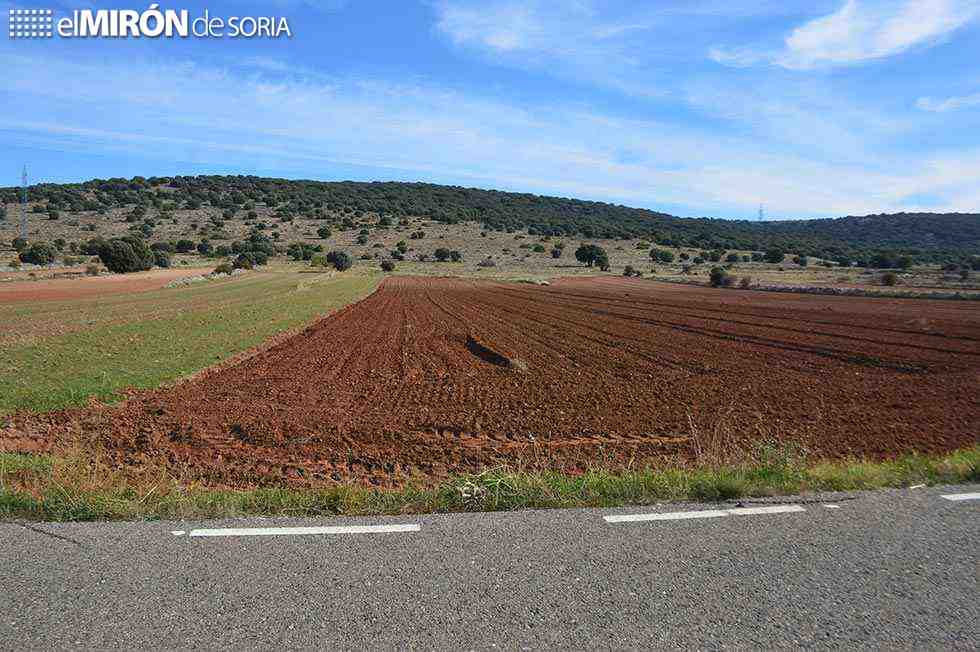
[0,266,379,414]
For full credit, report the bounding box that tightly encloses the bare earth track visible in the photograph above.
[6,277,979,487]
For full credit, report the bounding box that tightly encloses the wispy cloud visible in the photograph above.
[2,50,977,217]
[711,0,980,70]
[779,0,980,69]
[917,91,980,111]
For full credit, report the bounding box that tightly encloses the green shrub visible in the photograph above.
[19,242,57,266]
[85,264,100,276]
[12,237,27,252]
[764,249,784,264]
[575,244,607,267]
[97,237,155,273]
[310,254,329,268]
[234,253,255,270]
[434,248,452,262]
[450,250,463,262]
[153,250,172,268]
[317,226,332,239]
[213,262,234,275]
[709,266,734,287]
[325,250,353,271]
[380,260,396,272]
[880,271,898,286]
[650,248,675,263]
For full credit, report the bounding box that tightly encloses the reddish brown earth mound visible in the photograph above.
[6,277,979,487]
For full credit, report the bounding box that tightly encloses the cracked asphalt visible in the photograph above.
[1,485,977,649]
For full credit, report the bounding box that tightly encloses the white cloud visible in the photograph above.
[777,0,980,69]
[916,91,980,111]
[2,51,977,218]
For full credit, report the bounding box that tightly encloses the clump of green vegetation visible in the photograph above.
[97,236,155,273]
[1,445,975,522]
[18,241,58,266]
[709,266,734,287]
[326,250,353,271]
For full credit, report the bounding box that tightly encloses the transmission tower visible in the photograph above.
[20,165,29,240]
[757,204,765,222]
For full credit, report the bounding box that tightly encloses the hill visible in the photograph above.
[1,175,977,263]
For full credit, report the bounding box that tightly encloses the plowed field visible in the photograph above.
[6,277,979,487]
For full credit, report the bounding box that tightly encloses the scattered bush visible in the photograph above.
[477,257,496,268]
[234,253,256,270]
[434,248,452,262]
[532,244,546,253]
[574,244,608,267]
[650,248,675,263]
[880,271,898,286]
[316,226,332,239]
[739,276,752,289]
[12,237,27,252]
[709,266,734,287]
[153,250,172,268]
[450,250,463,262]
[550,247,562,259]
[764,249,784,264]
[213,262,234,275]
[325,250,353,271]
[97,237,155,273]
[623,265,642,277]
[85,264,100,276]
[175,239,196,253]
[18,241,57,266]
[380,260,396,272]
[726,253,740,264]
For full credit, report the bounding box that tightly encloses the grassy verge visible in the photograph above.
[1,445,976,522]
[0,268,379,414]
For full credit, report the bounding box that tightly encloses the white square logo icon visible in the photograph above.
[8,8,54,39]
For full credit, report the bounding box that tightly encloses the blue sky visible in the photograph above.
[1,0,979,219]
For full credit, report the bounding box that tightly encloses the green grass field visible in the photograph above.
[0,266,379,414]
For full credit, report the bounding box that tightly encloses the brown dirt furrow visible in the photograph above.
[5,276,978,487]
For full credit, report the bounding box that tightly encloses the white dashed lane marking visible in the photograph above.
[184,524,421,537]
[605,504,804,523]
[941,492,980,502]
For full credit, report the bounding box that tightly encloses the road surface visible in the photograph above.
[1,485,977,649]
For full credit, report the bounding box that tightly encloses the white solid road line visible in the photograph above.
[187,524,421,538]
[941,492,980,502]
[726,505,805,516]
[605,509,728,523]
[605,504,804,523]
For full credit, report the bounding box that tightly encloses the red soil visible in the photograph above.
[6,277,979,487]
[0,268,214,304]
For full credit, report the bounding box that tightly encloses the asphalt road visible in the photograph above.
[1,485,977,649]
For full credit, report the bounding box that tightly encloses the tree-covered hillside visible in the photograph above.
[1,175,977,263]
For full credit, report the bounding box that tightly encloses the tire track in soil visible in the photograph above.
[6,276,978,488]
